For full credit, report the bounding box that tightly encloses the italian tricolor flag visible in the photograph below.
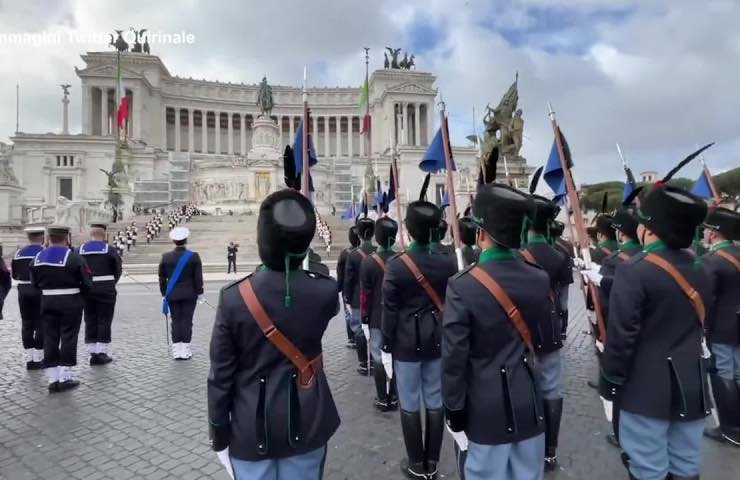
[358,79,370,134]
[116,57,129,129]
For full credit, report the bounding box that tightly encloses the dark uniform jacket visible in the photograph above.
[521,241,572,353]
[602,246,712,421]
[31,246,93,314]
[703,244,740,346]
[431,243,454,256]
[442,254,550,445]
[598,242,642,324]
[207,269,341,460]
[0,257,9,297]
[158,247,204,301]
[11,244,44,298]
[336,247,352,295]
[227,245,238,258]
[461,245,479,267]
[360,250,395,329]
[343,243,376,308]
[78,241,122,302]
[381,246,457,362]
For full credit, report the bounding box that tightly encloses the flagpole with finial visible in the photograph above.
[548,101,607,345]
[391,132,406,248]
[301,66,310,270]
[439,98,464,271]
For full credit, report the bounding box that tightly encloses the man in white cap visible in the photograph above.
[158,226,204,359]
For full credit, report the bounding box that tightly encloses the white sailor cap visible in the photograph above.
[169,226,190,241]
[24,226,46,234]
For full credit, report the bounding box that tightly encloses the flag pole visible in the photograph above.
[701,159,721,205]
[439,101,464,271]
[302,66,310,270]
[548,102,607,344]
[15,84,19,133]
[391,139,406,248]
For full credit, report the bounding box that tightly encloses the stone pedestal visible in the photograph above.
[0,184,24,226]
[113,186,135,222]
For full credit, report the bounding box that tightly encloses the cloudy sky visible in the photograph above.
[0,0,738,185]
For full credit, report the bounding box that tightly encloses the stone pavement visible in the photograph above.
[0,282,738,480]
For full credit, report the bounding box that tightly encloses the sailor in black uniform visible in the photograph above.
[78,223,122,365]
[360,216,399,412]
[701,207,740,446]
[521,194,572,471]
[11,226,46,369]
[381,176,457,479]
[343,213,376,375]
[32,225,93,392]
[158,226,204,360]
[443,183,549,480]
[337,226,360,349]
[207,189,340,480]
[600,184,711,480]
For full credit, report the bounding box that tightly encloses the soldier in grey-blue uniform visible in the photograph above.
[701,207,740,446]
[381,176,457,479]
[337,226,360,349]
[207,189,340,480]
[600,184,712,480]
[443,183,549,480]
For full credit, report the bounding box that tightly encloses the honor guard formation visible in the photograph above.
[1,118,738,480]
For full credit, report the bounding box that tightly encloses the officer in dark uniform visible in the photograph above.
[32,225,93,393]
[207,189,340,480]
[158,226,204,360]
[343,214,376,375]
[78,223,122,365]
[458,216,479,266]
[589,213,618,266]
[600,184,711,480]
[551,221,574,259]
[227,242,239,274]
[11,226,46,369]
[521,194,572,470]
[443,183,549,480]
[338,226,360,349]
[381,182,457,480]
[360,216,399,412]
[701,207,740,446]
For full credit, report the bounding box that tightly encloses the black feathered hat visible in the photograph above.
[375,217,398,249]
[611,206,639,240]
[348,226,360,248]
[637,185,707,249]
[406,173,442,245]
[550,220,565,239]
[472,183,534,249]
[355,201,375,241]
[459,216,477,247]
[703,207,739,241]
[257,189,315,271]
[530,195,559,233]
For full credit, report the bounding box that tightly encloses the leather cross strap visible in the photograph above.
[469,266,535,354]
[643,253,705,325]
[601,247,614,256]
[370,253,386,271]
[618,252,630,261]
[399,253,444,312]
[356,249,367,259]
[715,249,740,273]
[519,249,556,304]
[238,279,323,388]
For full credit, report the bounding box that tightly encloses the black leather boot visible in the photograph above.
[544,397,564,471]
[706,374,740,447]
[373,361,391,411]
[400,409,427,479]
[424,408,444,479]
[355,332,369,375]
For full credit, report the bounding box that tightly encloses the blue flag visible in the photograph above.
[419,127,456,173]
[388,163,396,204]
[439,190,450,208]
[622,165,637,204]
[543,127,571,203]
[292,119,318,175]
[691,170,713,199]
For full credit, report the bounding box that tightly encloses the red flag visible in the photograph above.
[360,113,371,135]
[117,96,129,128]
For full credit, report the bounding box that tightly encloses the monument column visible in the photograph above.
[335,115,341,157]
[240,113,246,155]
[347,116,353,158]
[402,102,409,145]
[100,89,108,136]
[81,86,91,134]
[227,112,234,155]
[201,110,208,153]
[414,103,421,146]
[188,109,195,152]
[162,106,168,150]
[174,107,181,152]
[312,115,318,156]
[323,117,330,157]
[426,103,433,143]
[215,111,221,154]
[359,115,365,157]
[289,116,295,143]
[133,89,142,139]
[277,115,283,150]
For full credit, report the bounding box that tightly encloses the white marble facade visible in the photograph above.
[2,50,531,225]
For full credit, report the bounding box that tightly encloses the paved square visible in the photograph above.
[0,282,737,480]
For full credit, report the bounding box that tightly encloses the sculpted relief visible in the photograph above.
[192,178,249,204]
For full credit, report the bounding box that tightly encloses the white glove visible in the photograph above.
[381,351,393,379]
[573,257,586,269]
[600,397,613,423]
[215,448,234,479]
[197,294,205,305]
[361,324,370,341]
[446,424,469,451]
[581,268,603,286]
[595,339,605,353]
[701,338,711,359]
